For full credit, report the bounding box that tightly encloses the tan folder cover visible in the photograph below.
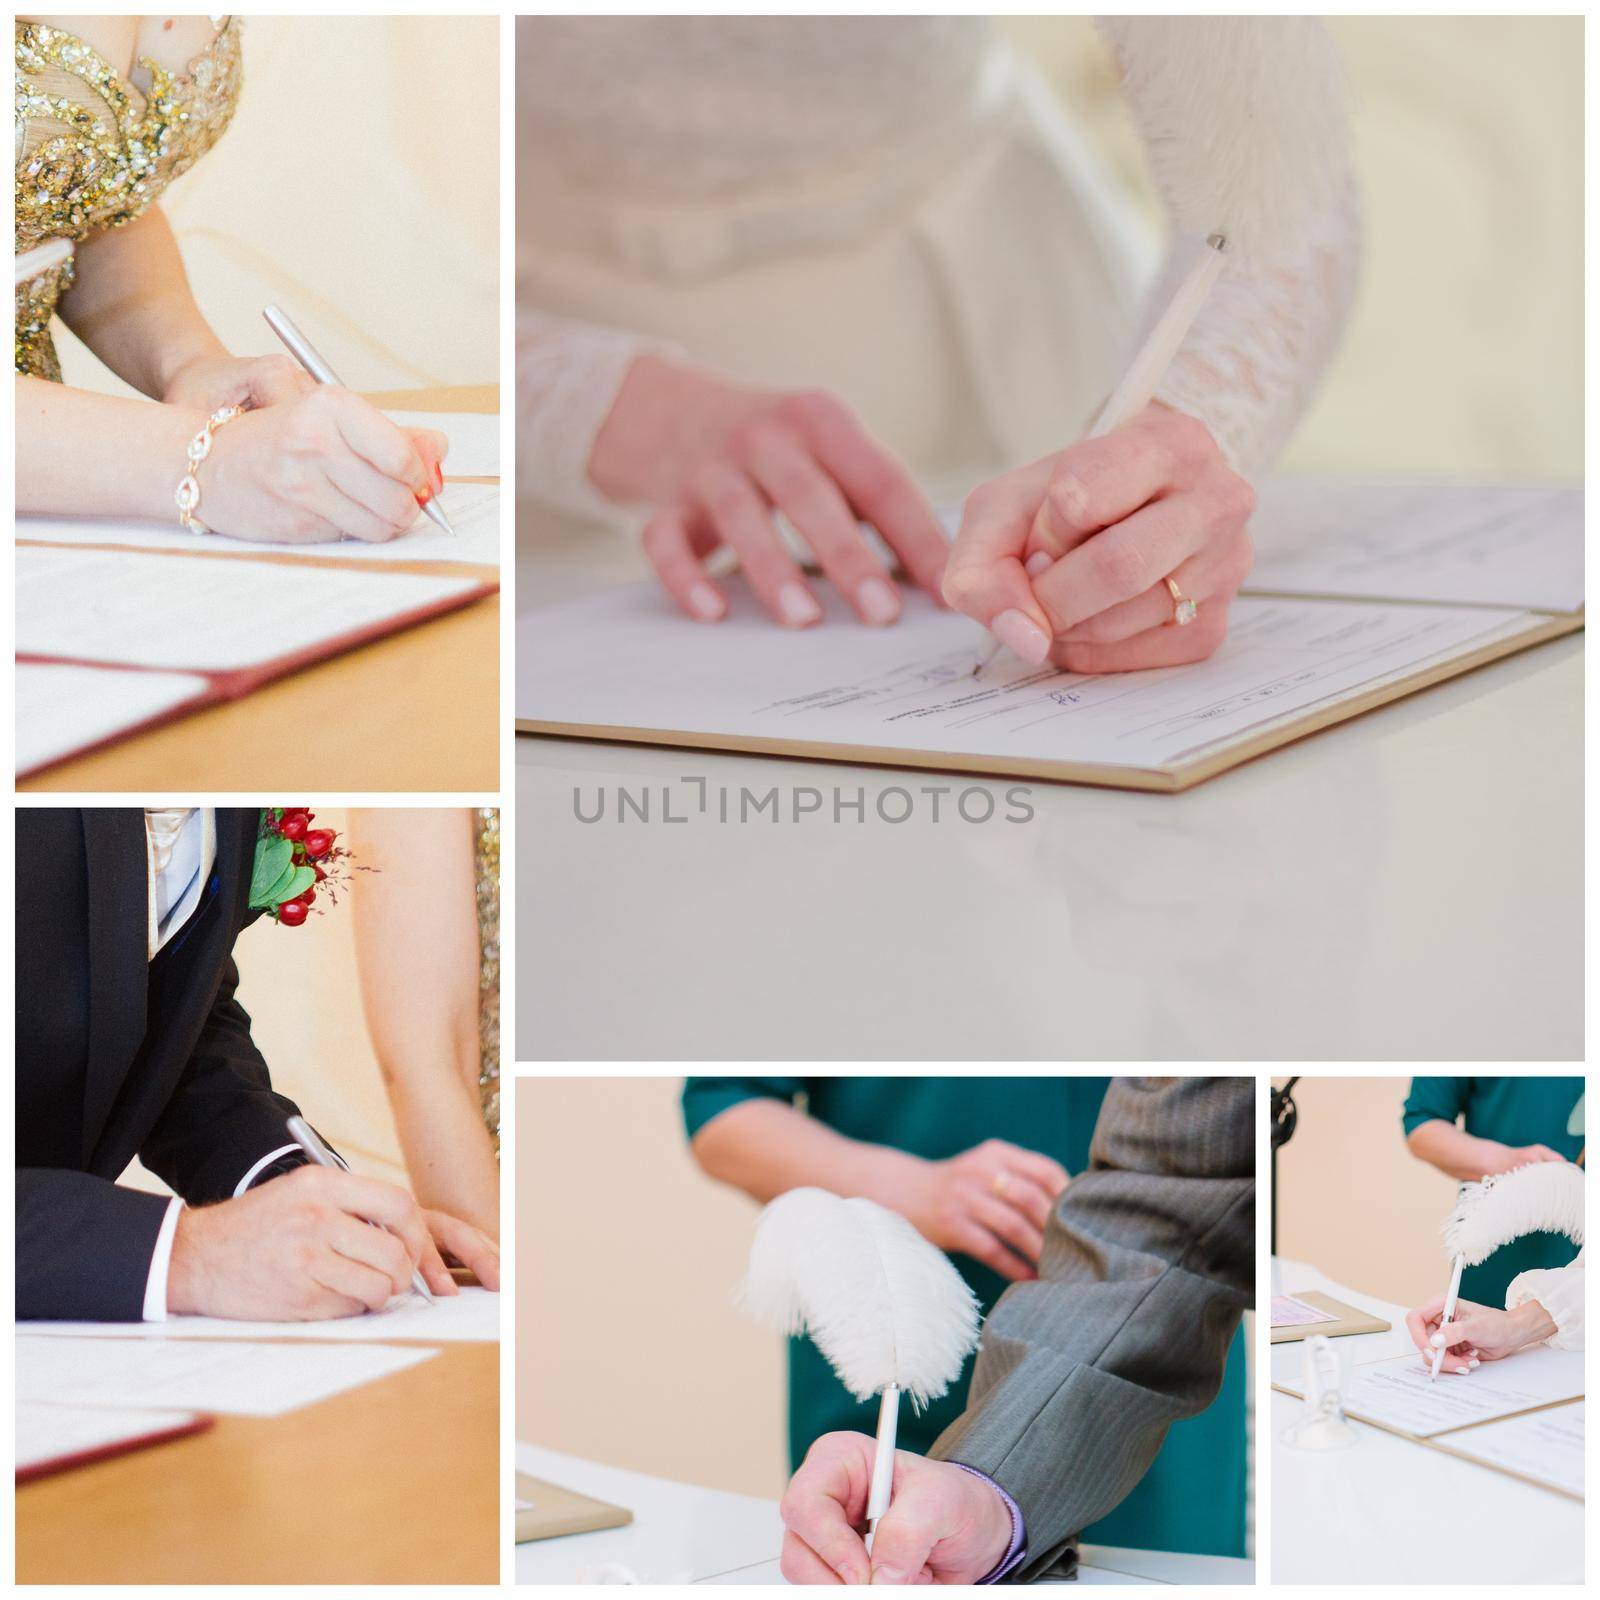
[515,1472,633,1544]
[1270,1290,1393,1343]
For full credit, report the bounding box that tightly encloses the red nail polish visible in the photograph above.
[416,486,432,505]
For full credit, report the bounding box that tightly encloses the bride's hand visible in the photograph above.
[199,387,448,543]
[588,354,949,627]
[163,351,316,412]
[943,402,1255,673]
[1404,1295,1557,1372]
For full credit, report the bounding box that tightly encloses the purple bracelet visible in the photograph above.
[948,1462,1027,1583]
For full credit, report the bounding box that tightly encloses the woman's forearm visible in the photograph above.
[1407,1119,1513,1182]
[59,206,228,399]
[691,1098,923,1206]
[349,810,498,1240]
[16,376,203,518]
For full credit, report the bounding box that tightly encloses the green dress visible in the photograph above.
[1402,1076,1585,1305]
[682,1076,1248,1559]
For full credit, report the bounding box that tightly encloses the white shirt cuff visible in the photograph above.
[142,1196,185,1322]
[234,1143,303,1197]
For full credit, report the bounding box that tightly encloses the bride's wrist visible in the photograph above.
[155,335,232,404]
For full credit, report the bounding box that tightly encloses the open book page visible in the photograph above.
[384,410,499,477]
[19,1286,499,1344]
[16,661,210,776]
[520,579,1536,779]
[1339,1346,1584,1437]
[1431,1401,1584,1498]
[16,1336,436,1418]
[1248,477,1584,613]
[18,546,482,672]
[17,479,500,567]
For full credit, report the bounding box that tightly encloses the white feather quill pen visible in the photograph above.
[1429,1161,1584,1381]
[739,1188,981,1540]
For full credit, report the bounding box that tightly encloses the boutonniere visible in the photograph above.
[249,808,363,926]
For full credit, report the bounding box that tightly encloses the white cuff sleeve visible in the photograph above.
[233,1143,303,1197]
[1506,1255,1585,1350]
[142,1196,185,1322]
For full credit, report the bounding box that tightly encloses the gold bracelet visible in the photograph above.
[175,403,247,534]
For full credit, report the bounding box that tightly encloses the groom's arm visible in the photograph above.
[137,957,311,1203]
[928,1077,1254,1582]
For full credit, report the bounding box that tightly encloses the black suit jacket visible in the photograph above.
[16,808,306,1321]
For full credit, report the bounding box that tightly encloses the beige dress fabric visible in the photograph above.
[515,17,1357,530]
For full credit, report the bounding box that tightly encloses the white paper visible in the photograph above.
[17,478,500,567]
[1433,1401,1584,1498]
[1339,1346,1584,1437]
[16,1401,199,1473]
[1248,477,1584,613]
[1272,1294,1338,1328]
[15,1335,436,1417]
[384,410,499,477]
[17,545,483,672]
[17,1286,501,1344]
[520,580,1536,778]
[16,660,210,776]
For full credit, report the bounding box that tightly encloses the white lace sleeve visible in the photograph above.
[1097,17,1362,475]
[1506,1252,1585,1351]
[515,311,673,522]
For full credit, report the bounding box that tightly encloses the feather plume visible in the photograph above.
[1442,1162,1585,1265]
[738,1188,980,1407]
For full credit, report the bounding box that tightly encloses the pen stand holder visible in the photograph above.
[1280,1335,1359,1451]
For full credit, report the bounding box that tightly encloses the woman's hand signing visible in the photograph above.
[894,1139,1071,1282]
[163,351,316,413]
[1405,1295,1558,1373]
[944,401,1255,673]
[588,354,949,628]
[199,387,448,544]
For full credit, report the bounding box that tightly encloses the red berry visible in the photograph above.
[280,815,307,842]
[295,886,317,907]
[277,899,309,927]
[303,829,336,861]
[312,863,328,882]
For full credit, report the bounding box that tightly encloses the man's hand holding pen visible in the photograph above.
[167,1165,499,1321]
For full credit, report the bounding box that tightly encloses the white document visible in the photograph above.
[1271,1294,1338,1328]
[1339,1346,1585,1437]
[16,1401,199,1474]
[16,661,209,775]
[17,479,500,567]
[15,1335,436,1417]
[18,1286,501,1344]
[384,409,499,477]
[17,545,482,672]
[1433,1401,1584,1498]
[1249,477,1584,613]
[520,580,1536,779]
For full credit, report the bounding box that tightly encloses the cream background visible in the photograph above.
[1274,1076,1477,1306]
[519,1077,1254,1514]
[56,15,499,398]
[125,807,407,1196]
[1008,15,1584,480]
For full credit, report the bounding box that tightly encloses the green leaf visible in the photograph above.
[248,836,293,907]
[264,862,316,907]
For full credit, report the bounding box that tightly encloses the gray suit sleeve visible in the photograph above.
[928,1077,1254,1581]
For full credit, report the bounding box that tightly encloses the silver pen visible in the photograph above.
[285,1114,434,1305]
[261,303,457,537]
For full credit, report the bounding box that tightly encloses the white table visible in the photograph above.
[515,1444,1253,1585]
[1270,1260,1584,1584]
[515,528,1582,1061]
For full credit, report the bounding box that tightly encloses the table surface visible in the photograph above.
[514,1444,1253,1586]
[515,525,1583,1061]
[1269,1260,1583,1585]
[16,1338,499,1585]
[21,385,500,793]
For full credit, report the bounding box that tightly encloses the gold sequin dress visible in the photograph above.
[475,808,500,1150]
[15,18,242,380]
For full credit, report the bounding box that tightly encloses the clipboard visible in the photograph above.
[515,1472,633,1543]
[1270,1290,1393,1343]
[16,1406,213,1483]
